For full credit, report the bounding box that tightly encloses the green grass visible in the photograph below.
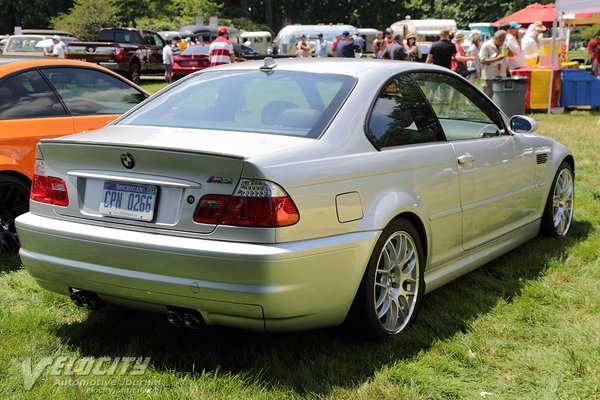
[1,109,600,399]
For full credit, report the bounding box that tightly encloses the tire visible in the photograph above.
[0,175,30,255]
[128,62,141,84]
[540,161,574,237]
[352,218,425,340]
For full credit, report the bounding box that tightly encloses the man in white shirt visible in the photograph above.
[43,35,65,58]
[314,33,328,58]
[505,21,527,70]
[479,30,508,99]
[162,39,174,83]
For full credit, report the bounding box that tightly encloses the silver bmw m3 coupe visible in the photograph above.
[16,58,574,339]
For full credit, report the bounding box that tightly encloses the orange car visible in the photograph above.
[0,58,149,253]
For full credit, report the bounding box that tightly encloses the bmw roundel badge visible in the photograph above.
[121,152,135,169]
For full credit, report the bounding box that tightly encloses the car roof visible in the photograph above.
[0,58,149,93]
[207,57,450,78]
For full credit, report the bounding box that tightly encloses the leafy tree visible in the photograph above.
[0,0,73,34]
[173,0,223,21]
[51,0,121,41]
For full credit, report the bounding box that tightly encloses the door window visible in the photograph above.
[367,74,443,148]
[0,70,67,119]
[41,68,146,116]
[411,72,505,141]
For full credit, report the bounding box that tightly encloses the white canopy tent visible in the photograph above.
[547,0,600,112]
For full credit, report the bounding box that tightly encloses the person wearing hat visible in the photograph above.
[296,34,312,58]
[426,28,456,69]
[451,31,476,76]
[505,21,527,70]
[521,21,545,65]
[337,31,360,58]
[43,35,64,59]
[313,33,328,58]
[209,26,235,67]
[405,34,421,62]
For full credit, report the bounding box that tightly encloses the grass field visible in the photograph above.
[1,89,599,398]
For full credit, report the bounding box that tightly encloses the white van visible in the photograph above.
[273,24,358,55]
[240,31,272,54]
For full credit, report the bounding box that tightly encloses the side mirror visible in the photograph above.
[509,115,538,134]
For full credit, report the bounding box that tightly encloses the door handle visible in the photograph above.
[457,154,474,165]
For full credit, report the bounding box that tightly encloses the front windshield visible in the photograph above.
[119,70,355,138]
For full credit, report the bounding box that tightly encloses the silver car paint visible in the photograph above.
[16,59,573,332]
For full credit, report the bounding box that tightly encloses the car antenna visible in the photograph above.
[260,57,277,75]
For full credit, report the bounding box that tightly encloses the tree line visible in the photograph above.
[1,0,554,41]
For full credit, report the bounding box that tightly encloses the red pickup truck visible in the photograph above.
[66,28,165,83]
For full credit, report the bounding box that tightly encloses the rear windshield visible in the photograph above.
[182,46,209,55]
[119,70,355,138]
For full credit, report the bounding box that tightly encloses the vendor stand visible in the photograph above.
[511,67,562,109]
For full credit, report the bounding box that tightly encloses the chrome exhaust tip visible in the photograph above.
[69,289,105,311]
[166,310,183,328]
[182,313,202,330]
[70,292,83,308]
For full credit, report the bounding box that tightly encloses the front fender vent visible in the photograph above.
[536,153,549,165]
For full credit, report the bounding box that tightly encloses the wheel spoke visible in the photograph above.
[377,294,391,318]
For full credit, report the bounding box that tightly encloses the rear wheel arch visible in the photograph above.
[0,170,31,188]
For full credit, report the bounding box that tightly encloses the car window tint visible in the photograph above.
[411,72,505,140]
[367,74,443,148]
[0,70,67,120]
[119,70,355,139]
[41,68,146,116]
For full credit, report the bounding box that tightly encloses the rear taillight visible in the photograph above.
[115,47,124,60]
[30,159,69,207]
[194,179,299,227]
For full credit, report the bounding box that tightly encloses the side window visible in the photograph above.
[41,68,146,116]
[411,72,506,140]
[367,74,443,148]
[152,33,164,47]
[0,70,67,120]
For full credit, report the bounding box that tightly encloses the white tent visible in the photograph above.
[547,0,600,112]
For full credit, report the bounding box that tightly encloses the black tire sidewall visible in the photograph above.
[541,161,574,237]
[356,218,425,340]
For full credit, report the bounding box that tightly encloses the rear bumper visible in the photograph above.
[16,212,379,332]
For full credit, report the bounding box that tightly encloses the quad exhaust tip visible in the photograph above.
[166,306,204,330]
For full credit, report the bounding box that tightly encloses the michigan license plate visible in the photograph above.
[99,182,157,221]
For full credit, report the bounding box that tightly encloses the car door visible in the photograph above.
[40,67,148,133]
[143,31,164,71]
[366,74,464,268]
[0,69,73,179]
[410,72,536,251]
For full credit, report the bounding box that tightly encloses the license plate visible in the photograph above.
[99,182,157,221]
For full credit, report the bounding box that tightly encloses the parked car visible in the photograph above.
[172,44,246,79]
[0,59,149,254]
[65,28,165,83]
[2,34,79,57]
[16,59,574,339]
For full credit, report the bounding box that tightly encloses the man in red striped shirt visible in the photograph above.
[209,26,235,67]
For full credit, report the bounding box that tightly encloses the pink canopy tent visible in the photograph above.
[494,3,556,27]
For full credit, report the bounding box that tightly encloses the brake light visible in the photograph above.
[115,47,124,60]
[194,179,299,227]
[30,160,69,206]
